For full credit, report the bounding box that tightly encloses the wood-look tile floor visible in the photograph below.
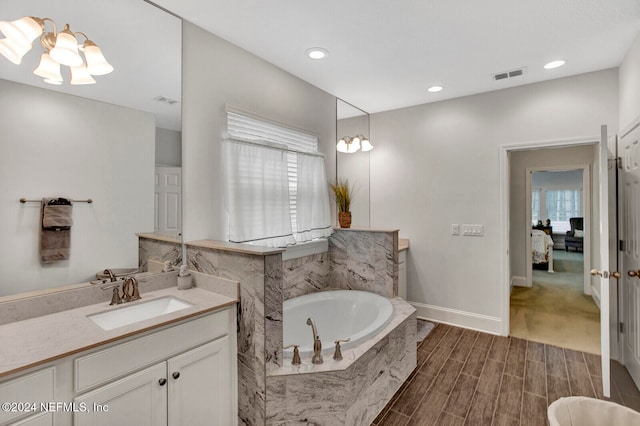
[373,323,640,426]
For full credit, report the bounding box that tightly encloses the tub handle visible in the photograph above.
[284,344,301,365]
[333,338,351,361]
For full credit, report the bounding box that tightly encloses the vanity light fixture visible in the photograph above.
[544,60,565,70]
[0,16,113,85]
[427,85,444,93]
[306,47,329,60]
[337,135,373,153]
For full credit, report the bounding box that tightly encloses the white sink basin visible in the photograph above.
[88,297,193,331]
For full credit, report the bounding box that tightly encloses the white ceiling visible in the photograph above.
[0,0,182,130]
[3,1,639,125]
[153,0,640,115]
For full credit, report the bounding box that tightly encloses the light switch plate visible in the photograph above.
[451,224,460,235]
[462,224,484,236]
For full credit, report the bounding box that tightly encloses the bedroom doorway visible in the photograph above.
[510,165,599,353]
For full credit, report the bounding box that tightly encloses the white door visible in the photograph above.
[593,125,620,398]
[155,166,181,235]
[621,123,640,389]
[167,337,234,426]
[74,363,168,426]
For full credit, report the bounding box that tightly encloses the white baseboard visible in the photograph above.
[411,301,503,335]
[511,276,528,288]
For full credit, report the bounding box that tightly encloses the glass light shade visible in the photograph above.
[0,37,32,64]
[336,139,349,153]
[0,17,43,46]
[351,138,361,152]
[83,42,113,75]
[361,139,373,152]
[50,28,83,67]
[43,77,62,85]
[70,64,96,85]
[33,52,62,81]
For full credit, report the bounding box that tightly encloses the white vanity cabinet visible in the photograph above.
[73,307,236,426]
[0,305,237,426]
[0,368,55,426]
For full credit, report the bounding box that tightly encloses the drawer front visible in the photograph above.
[75,309,230,393]
[0,368,54,425]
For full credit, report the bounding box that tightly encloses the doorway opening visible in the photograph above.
[510,166,600,354]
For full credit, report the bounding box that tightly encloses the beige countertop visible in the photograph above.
[0,287,237,378]
[399,238,410,252]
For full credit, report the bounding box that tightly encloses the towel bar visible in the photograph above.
[20,198,93,204]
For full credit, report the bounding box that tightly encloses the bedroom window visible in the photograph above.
[531,190,541,224]
[223,110,333,247]
[546,189,581,233]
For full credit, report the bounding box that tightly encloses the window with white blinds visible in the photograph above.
[225,111,331,246]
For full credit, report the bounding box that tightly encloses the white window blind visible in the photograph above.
[225,111,332,246]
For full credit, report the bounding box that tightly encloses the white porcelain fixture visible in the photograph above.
[283,290,393,356]
[88,296,193,330]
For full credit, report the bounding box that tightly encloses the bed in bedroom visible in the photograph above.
[532,229,554,272]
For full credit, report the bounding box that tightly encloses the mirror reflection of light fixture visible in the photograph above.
[0,16,113,85]
[337,134,373,153]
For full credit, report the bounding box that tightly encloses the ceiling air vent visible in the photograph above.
[154,96,180,105]
[492,67,527,81]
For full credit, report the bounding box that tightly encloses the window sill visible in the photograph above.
[282,239,328,261]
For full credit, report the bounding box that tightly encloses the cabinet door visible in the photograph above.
[74,363,167,426]
[10,412,53,426]
[167,337,232,426]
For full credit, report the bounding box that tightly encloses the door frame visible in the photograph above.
[499,136,599,336]
[524,165,591,293]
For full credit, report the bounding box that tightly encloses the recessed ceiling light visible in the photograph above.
[544,60,565,70]
[306,48,329,60]
[427,85,444,93]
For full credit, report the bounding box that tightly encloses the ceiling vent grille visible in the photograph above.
[492,67,527,81]
[154,96,180,105]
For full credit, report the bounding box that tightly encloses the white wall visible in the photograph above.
[156,128,182,166]
[0,79,155,296]
[369,69,618,332]
[619,32,640,131]
[181,22,337,242]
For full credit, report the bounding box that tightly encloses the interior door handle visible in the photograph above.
[591,270,621,279]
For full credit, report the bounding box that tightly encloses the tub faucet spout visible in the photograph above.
[306,318,323,364]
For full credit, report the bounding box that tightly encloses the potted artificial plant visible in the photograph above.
[330,178,353,228]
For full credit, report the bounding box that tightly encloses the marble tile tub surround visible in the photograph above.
[184,240,285,426]
[266,300,417,425]
[170,230,404,425]
[137,233,183,272]
[328,228,399,298]
[282,229,401,301]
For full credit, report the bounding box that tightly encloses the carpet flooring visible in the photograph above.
[510,250,600,354]
[373,323,640,426]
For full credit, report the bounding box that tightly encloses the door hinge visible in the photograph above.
[620,240,625,251]
[620,322,624,334]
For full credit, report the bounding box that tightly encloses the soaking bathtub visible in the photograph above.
[283,289,393,357]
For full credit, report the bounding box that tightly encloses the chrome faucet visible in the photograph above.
[122,277,141,302]
[306,318,323,364]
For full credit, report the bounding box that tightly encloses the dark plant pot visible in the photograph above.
[338,211,352,228]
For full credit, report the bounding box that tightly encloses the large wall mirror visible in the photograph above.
[0,0,182,297]
[336,99,370,228]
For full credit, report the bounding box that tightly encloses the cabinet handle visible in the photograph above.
[172,372,180,380]
[158,378,167,386]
